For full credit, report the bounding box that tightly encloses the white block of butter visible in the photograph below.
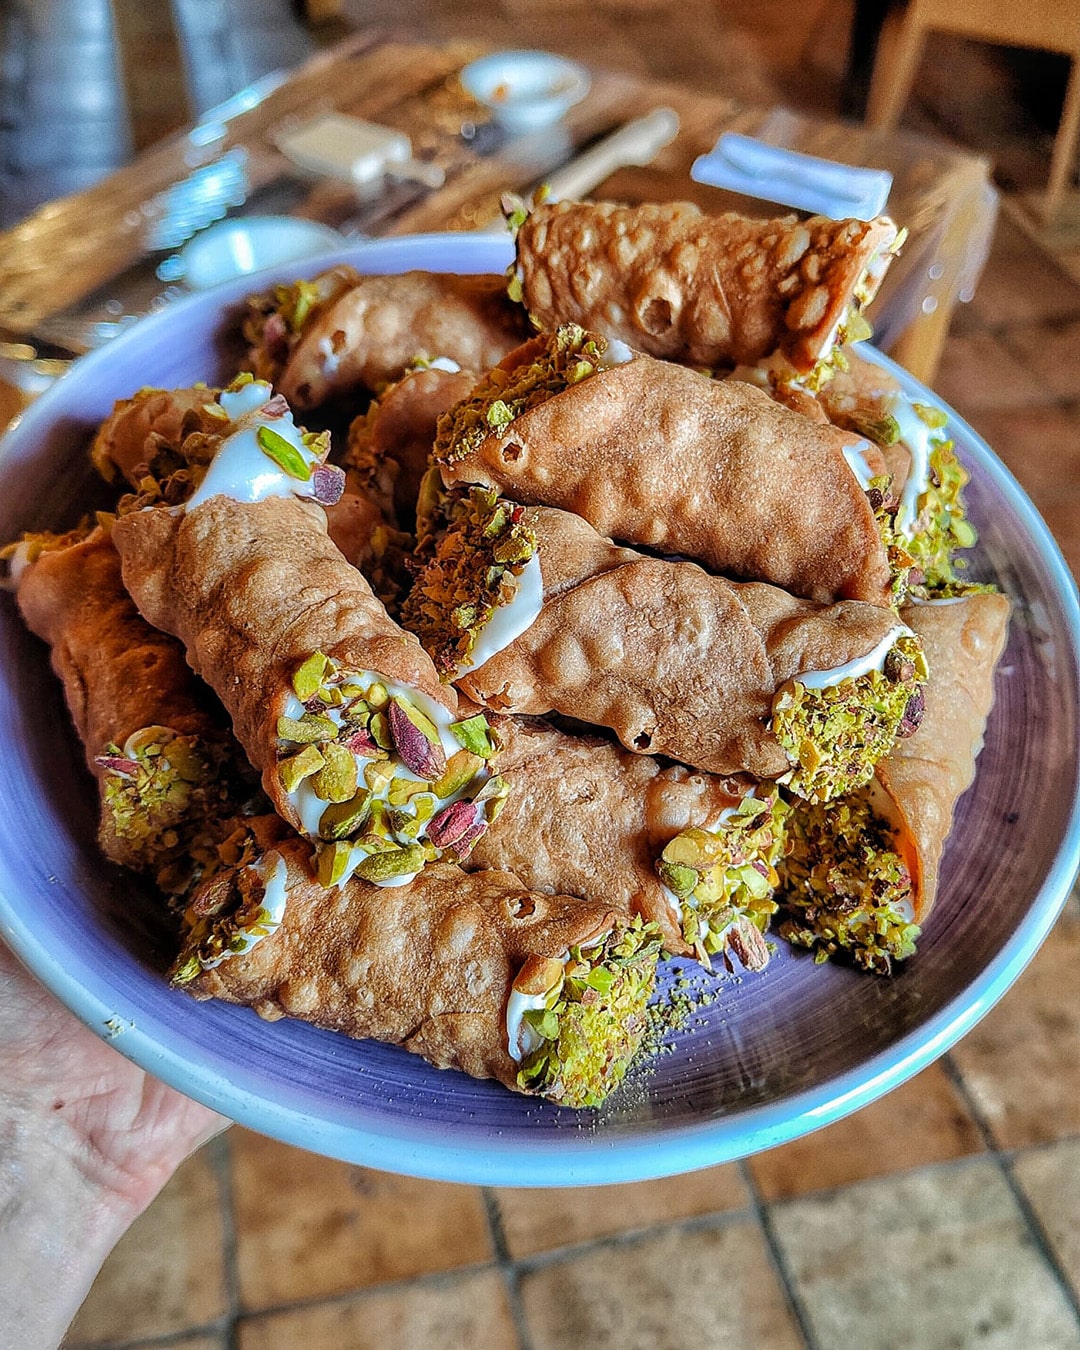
[277,114,413,186]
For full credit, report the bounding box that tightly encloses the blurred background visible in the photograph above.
[1,2,1077,1347]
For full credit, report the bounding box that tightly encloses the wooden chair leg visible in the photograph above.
[866,12,927,130]
[1045,54,1080,224]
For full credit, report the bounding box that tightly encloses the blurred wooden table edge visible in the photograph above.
[0,33,997,413]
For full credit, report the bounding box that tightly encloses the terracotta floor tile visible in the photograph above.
[771,1159,1080,1350]
[934,331,1056,417]
[1013,1139,1080,1303]
[519,1219,804,1350]
[950,908,1080,1149]
[230,1130,493,1309]
[748,1062,984,1202]
[968,215,1080,331]
[493,1163,747,1258]
[124,1337,225,1350]
[237,1270,516,1350]
[1036,497,1080,580]
[66,1147,227,1345]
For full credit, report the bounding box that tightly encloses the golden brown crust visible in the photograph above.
[278,272,529,410]
[346,365,478,523]
[468,714,747,952]
[14,528,223,866]
[184,843,618,1092]
[111,496,456,829]
[516,202,897,372]
[439,352,893,606]
[878,592,1011,920]
[457,505,903,777]
[90,385,223,486]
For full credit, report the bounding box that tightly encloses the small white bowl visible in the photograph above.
[180,216,344,290]
[461,50,590,133]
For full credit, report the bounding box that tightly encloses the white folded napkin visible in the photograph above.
[691,133,892,221]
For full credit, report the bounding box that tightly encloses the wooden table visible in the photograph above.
[0,32,996,410]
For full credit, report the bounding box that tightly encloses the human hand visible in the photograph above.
[0,938,227,1349]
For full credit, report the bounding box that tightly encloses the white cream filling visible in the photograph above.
[200,851,289,969]
[889,393,947,537]
[795,623,912,690]
[425,356,462,373]
[842,438,876,489]
[597,337,634,368]
[6,541,33,588]
[456,552,544,676]
[906,593,968,606]
[186,380,321,511]
[505,984,555,1062]
[316,336,340,378]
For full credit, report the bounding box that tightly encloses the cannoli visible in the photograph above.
[510,199,899,376]
[107,379,490,887]
[778,590,1010,971]
[468,712,787,964]
[7,525,242,882]
[432,326,894,606]
[345,361,478,524]
[403,491,927,801]
[244,268,529,411]
[323,468,414,614]
[174,830,662,1109]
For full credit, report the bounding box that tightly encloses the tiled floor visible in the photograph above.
[40,3,1080,1347]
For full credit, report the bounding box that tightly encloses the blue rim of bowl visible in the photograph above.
[0,235,1078,1186]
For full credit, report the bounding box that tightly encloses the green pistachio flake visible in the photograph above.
[354,842,426,883]
[913,401,948,429]
[450,713,496,759]
[277,713,337,744]
[777,787,920,974]
[318,790,372,841]
[98,729,217,869]
[432,749,484,799]
[227,372,255,391]
[433,324,606,465]
[311,742,359,804]
[316,840,353,888]
[292,652,330,701]
[773,637,927,804]
[401,487,537,676]
[278,743,325,793]
[516,917,662,1109]
[657,795,790,962]
[904,441,980,594]
[274,278,322,334]
[257,425,311,482]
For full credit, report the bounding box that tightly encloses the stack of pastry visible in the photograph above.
[3,198,1009,1108]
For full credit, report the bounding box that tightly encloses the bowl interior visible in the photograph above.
[0,233,1077,1186]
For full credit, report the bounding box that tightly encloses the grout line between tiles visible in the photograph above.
[63,1319,232,1350]
[210,1131,243,1350]
[940,1053,1080,1329]
[738,1160,820,1350]
[481,1187,534,1350]
[504,1202,753,1276]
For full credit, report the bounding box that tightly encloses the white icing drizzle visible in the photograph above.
[597,337,635,368]
[505,984,553,1062]
[795,623,912,690]
[456,552,544,675]
[425,356,462,373]
[889,393,947,537]
[186,380,321,511]
[6,541,34,588]
[316,336,341,378]
[842,438,876,489]
[906,593,968,606]
[200,851,289,969]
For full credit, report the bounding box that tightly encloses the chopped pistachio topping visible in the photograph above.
[516,918,662,1109]
[434,324,609,464]
[772,635,928,804]
[777,787,920,974]
[171,848,285,984]
[257,424,311,481]
[657,792,790,967]
[275,650,495,880]
[904,440,984,596]
[401,487,538,675]
[450,714,497,759]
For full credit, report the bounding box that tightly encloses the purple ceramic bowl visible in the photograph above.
[0,234,1077,1186]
